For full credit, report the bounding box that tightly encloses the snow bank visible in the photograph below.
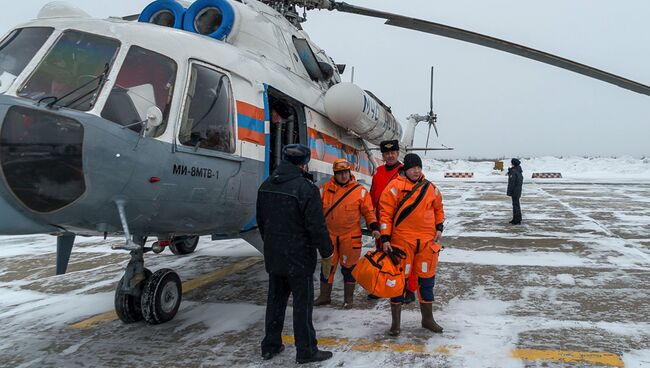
[423,156,650,182]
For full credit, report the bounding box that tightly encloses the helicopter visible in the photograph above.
[0,0,648,325]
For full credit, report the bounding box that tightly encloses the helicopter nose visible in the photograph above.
[0,105,86,214]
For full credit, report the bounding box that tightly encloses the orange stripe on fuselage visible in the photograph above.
[236,100,266,145]
[238,128,265,145]
[236,100,265,121]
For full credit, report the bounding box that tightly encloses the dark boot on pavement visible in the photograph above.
[314,282,332,306]
[296,349,333,364]
[343,283,355,309]
[262,344,285,360]
[420,303,443,333]
[389,303,402,336]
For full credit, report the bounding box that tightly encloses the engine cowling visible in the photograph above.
[183,0,237,41]
[138,0,186,29]
[324,83,402,146]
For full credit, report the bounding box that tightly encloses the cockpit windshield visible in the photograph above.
[0,27,53,94]
[17,30,120,111]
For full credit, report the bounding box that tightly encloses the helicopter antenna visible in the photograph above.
[350,66,355,83]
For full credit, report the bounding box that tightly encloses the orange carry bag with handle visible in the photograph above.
[352,249,406,298]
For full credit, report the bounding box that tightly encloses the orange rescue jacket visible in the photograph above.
[321,176,378,236]
[378,174,444,247]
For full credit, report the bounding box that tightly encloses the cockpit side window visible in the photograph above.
[17,30,120,111]
[101,46,177,137]
[0,27,53,94]
[178,63,235,154]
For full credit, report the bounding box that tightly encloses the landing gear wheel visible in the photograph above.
[141,268,182,324]
[169,236,199,255]
[114,268,152,323]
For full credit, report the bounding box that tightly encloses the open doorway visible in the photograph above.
[267,88,307,173]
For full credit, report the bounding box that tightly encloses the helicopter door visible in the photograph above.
[267,90,307,173]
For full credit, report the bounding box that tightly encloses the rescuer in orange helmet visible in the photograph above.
[315,158,380,309]
[378,153,445,336]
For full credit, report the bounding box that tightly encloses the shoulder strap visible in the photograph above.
[394,179,427,216]
[324,184,361,218]
[394,180,431,228]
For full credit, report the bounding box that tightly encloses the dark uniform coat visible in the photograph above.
[507,166,523,198]
[257,161,333,276]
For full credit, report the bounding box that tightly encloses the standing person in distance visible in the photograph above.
[507,158,524,225]
[315,159,381,309]
[257,144,334,364]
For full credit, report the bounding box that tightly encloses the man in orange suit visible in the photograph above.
[315,159,380,309]
[378,153,445,336]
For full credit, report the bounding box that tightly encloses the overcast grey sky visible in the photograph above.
[2,1,649,159]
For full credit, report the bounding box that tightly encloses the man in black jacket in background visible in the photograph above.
[257,144,334,364]
[507,158,524,225]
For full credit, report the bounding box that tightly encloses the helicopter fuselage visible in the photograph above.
[0,4,389,250]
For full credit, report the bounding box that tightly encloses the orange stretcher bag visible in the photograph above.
[352,249,405,298]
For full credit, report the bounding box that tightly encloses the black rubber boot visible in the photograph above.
[296,349,333,364]
[343,283,355,309]
[420,303,443,333]
[389,303,402,336]
[314,282,332,306]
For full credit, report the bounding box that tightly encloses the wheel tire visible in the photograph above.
[169,236,199,255]
[114,268,152,323]
[141,268,182,324]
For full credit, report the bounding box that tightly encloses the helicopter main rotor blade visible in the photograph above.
[333,2,650,97]
[406,147,454,151]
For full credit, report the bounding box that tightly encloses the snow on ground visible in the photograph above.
[1,157,650,366]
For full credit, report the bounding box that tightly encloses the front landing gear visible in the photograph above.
[141,269,182,324]
[112,200,183,325]
[115,267,151,323]
[113,236,183,324]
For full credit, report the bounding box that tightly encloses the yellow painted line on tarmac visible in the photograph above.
[512,348,625,367]
[70,256,262,330]
[282,336,624,367]
[182,256,262,293]
[282,335,457,355]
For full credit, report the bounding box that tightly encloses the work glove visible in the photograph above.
[321,256,333,280]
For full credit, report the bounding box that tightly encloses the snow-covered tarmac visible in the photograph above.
[1,169,650,366]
